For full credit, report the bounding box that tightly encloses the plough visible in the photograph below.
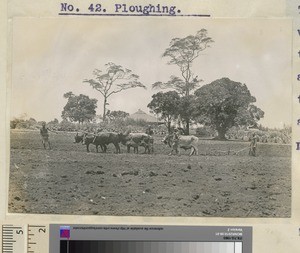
[203,147,250,156]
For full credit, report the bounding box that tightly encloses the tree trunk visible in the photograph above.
[103,97,107,121]
[215,127,227,140]
[185,120,190,135]
[167,121,171,134]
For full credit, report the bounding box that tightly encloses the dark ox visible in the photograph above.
[75,132,122,153]
[74,132,105,153]
[74,132,85,144]
[121,133,154,154]
[162,134,198,156]
[87,132,123,153]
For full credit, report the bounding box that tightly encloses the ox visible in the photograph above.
[121,133,154,154]
[163,134,198,156]
[74,132,105,153]
[86,132,122,154]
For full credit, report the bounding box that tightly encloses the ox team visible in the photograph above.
[40,123,199,156]
[74,131,154,154]
[73,127,198,156]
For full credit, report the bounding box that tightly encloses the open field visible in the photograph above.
[8,130,291,217]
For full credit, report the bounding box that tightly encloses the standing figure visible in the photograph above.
[145,125,154,153]
[40,122,51,150]
[145,125,154,136]
[170,128,180,155]
[249,133,258,156]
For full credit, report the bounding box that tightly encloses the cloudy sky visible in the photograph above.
[10,17,292,128]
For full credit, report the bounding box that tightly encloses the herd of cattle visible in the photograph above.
[74,131,199,156]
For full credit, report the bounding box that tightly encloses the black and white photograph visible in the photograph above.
[8,17,292,217]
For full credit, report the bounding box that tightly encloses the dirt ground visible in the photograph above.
[8,130,291,217]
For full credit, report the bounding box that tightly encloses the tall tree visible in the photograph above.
[153,29,214,134]
[84,62,146,121]
[194,78,264,140]
[147,91,180,133]
[62,92,97,124]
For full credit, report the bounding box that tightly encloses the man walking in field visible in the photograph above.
[40,122,53,150]
[249,133,258,156]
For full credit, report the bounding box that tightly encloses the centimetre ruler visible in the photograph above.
[1,224,49,253]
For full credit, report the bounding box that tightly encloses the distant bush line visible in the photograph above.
[10,117,291,144]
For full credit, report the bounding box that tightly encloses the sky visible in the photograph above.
[10,17,292,128]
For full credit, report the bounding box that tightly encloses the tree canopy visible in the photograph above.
[153,76,201,97]
[177,95,197,134]
[84,62,146,121]
[62,92,98,124]
[194,78,264,140]
[106,110,129,121]
[153,29,213,96]
[147,91,180,133]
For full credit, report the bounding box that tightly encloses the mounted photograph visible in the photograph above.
[8,17,292,217]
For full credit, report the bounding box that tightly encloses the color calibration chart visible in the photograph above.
[51,225,252,253]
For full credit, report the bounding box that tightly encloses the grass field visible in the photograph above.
[8,130,291,217]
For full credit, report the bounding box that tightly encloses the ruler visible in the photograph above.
[1,224,49,253]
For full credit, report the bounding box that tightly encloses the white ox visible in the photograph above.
[162,134,199,156]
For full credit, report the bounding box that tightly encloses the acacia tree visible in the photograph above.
[84,62,146,121]
[153,29,214,134]
[61,92,97,124]
[194,78,264,140]
[147,91,180,133]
